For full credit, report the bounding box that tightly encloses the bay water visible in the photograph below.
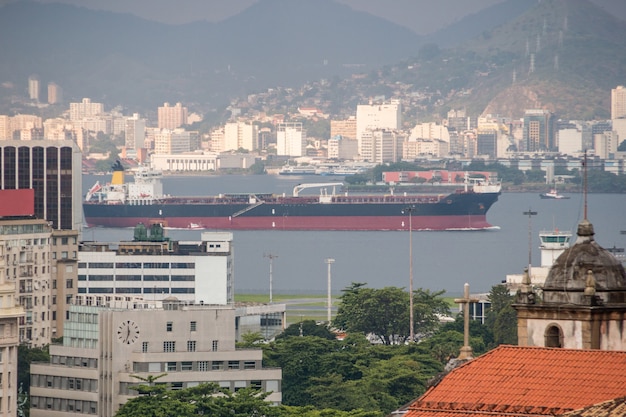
[82,174,626,297]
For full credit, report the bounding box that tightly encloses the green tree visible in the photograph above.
[248,160,266,175]
[276,320,336,340]
[333,283,449,344]
[485,284,517,347]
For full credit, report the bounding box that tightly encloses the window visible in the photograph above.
[187,341,196,352]
[211,361,224,370]
[197,361,208,372]
[142,342,148,353]
[244,361,256,370]
[190,321,197,332]
[181,361,192,371]
[212,340,218,351]
[167,362,177,371]
[166,322,173,332]
[65,279,73,289]
[545,325,563,348]
[163,341,175,352]
[228,361,239,370]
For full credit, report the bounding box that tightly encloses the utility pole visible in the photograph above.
[325,258,335,324]
[402,206,416,342]
[264,253,278,303]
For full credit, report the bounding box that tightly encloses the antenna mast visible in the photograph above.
[583,151,588,220]
[264,253,278,303]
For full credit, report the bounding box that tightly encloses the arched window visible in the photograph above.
[545,324,563,348]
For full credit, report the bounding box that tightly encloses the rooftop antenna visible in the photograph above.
[523,207,538,277]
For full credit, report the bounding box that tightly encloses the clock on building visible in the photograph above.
[117,320,140,345]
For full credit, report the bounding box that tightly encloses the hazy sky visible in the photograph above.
[5,0,626,35]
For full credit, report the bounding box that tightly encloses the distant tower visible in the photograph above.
[28,75,39,101]
[512,69,517,84]
[554,55,559,71]
[525,38,530,57]
[536,34,541,52]
[543,18,547,35]
[529,54,535,74]
[563,16,568,31]
[558,30,563,48]
[47,82,63,104]
[611,86,626,119]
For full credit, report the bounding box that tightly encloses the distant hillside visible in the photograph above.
[450,0,626,119]
[0,0,421,109]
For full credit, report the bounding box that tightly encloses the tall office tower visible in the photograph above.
[447,109,470,132]
[47,82,62,104]
[477,130,498,158]
[356,100,401,156]
[330,117,357,140]
[0,140,83,231]
[611,85,626,120]
[223,122,259,151]
[210,127,225,153]
[158,102,188,129]
[69,98,104,121]
[523,109,555,152]
[276,122,306,156]
[124,113,146,150]
[28,75,40,101]
[50,229,79,339]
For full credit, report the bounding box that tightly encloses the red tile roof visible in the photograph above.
[405,346,626,417]
[562,397,626,417]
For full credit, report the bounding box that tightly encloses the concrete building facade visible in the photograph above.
[356,101,401,157]
[157,102,188,130]
[224,122,258,152]
[30,297,282,417]
[611,85,626,120]
[69,99,104,121]
[276,122,306,157]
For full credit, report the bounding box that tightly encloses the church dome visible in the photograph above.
[543,219,626,304]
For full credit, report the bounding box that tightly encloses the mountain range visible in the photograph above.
[1,0,625,119]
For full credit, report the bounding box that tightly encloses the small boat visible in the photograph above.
[540,189,569,199]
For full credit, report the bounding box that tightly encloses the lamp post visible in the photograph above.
[402,206,416,342]
[325,258,335,324]
[523,208,537,277]
[264,253,278,303]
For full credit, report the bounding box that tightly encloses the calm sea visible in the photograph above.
[82,174,626,297]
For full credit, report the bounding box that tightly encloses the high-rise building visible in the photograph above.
[69,98,104,121]
[0,140,83,231]
[523,109,555,152]
[158,102,188,130]
[477,130,498,158]
[276,122,306,156]
[0,115,11,140]
[611,85,626,120]
[124,113,146,151]
[154,129,196,155]
[28,75,39,101]
[356,101,401,156]
[47,82,62,104]
[223,122,258,152]
[360,129,404,163]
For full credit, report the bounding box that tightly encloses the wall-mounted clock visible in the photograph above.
[117,319,140,345]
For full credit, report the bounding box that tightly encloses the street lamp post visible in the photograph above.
[402,206,416,342]
[325,258,335,324]
[264,253,278,303]
[523,208,537,277]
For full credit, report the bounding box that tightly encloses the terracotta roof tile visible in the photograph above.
[405,346,626,417]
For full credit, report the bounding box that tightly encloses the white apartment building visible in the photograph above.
[557,128,583,156]
[276,122,306,156]
[151,152,218,172]
[158,102,188,130]
[78,229,234,305]
[209,127,225,153]
[409,122,450,142]
[0,218,53,348]
[47,82,62,105]
[30,297,282,417]
[28,75,39,102]
[0,237,24,417]
[360,129,404,163]
[154,129,195,155]
[69,99,104,121]
[594,130,618,159]
[224,122,258,152]
[403,138,449,159]
[124,114,146,150]
[611,85,626,120]
[327,136,358,160]
[0,116,10,140]
[356,101,401,156]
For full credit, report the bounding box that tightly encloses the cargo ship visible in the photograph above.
[83,163,502,231]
